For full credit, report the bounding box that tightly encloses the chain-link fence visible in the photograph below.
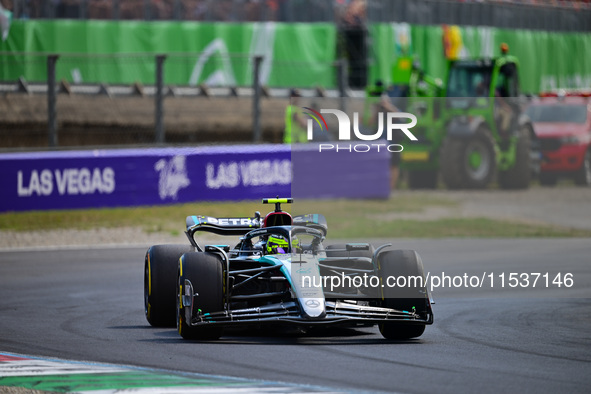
[0,52,347,149]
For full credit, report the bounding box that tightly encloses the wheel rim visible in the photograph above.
[465,140,491,181]
[469,150,482,170]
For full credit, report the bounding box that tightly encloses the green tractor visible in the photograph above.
[364,57,445,189]
[399,47,540,189]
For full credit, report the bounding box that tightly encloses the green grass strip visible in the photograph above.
[0,371,254,392]
[2,197,590,238]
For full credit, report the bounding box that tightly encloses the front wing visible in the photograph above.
[186,300,433,328]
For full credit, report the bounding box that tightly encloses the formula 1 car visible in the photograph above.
[144,198,433,340]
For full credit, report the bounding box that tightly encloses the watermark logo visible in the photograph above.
[302,107,328,136]
[303,107,418,153]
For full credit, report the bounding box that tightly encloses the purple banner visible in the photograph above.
[0,144,389,212]
[292,143,390,200]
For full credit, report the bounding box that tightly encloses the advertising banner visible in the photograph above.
[2,20,590,93]
[0,21,336,88]
[370,23,591,93]
[0,144,389,212]
[0,145,291,212]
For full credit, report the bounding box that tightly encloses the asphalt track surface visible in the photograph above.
[1,239,590,393]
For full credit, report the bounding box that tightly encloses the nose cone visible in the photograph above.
[289,254,326,319]
[300,297,326,319]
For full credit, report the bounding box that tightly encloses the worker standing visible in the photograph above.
[284,89,308,144]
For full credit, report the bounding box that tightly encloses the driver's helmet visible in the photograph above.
[266,235,289,255]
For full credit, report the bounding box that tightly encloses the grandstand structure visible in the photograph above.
[5,0,591,32]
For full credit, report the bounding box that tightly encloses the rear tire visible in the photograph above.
[440,127,496,189]
[177,252,224,340]
[498,127,532,189]
[377,250,429,340]
[145,244,194,327]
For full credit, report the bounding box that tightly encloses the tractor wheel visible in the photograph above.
[498,126,532,189]
[440,127,496,189]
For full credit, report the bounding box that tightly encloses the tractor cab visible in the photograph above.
[437,44,538,189]
[446,60,494,99]
[445,45,522,136]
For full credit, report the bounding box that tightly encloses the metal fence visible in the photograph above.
[5,0,591,31]
[0,52,349,149]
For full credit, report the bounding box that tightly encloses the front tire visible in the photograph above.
[377,250,430,340]
[145,244,194,327]
[177,252,224,340]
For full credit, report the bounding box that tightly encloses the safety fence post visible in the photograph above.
[155,54,166,144]
[337,58,347,113]
[252,55,263,143]
[47,54,59,148]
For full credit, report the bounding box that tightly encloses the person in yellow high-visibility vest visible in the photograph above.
[363,81,403,191]
[284,89,308,144]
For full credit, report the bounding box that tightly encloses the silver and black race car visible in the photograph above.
[144,198,433,340]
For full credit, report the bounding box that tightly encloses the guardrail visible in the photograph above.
[0,52,350,148]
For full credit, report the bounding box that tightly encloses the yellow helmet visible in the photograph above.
[266,235,289,254]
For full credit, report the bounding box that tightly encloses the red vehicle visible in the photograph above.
[526,92,591,186]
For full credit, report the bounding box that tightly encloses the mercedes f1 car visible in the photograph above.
[144,198,433,340]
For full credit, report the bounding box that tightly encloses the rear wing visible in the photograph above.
[186,215,261,237]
